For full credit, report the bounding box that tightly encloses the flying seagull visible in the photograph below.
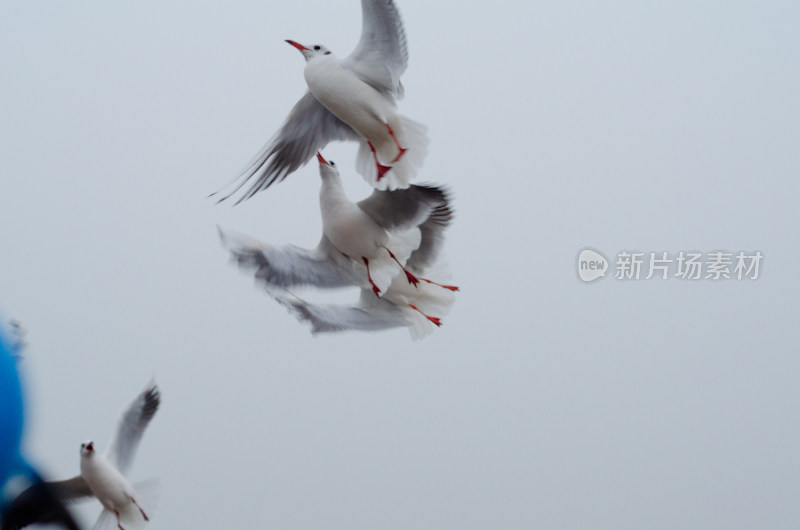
[222,153,456,298]
[277,257,458,339]
[8,381,161,530]
[220,158,458,335]
[215,0,428,203]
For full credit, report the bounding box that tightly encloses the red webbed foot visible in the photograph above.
[422,278,460,291]
[404,269,420,287]
[391,147,408,163]
[368,141,392,181]
[363,257,382,297]
[409,304,442,327]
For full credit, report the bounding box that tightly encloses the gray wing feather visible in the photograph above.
[406,199,454,272]
[104,381,160,476]
[220,229,362,289]
[45,475,93,503]
[342,0,408,99]
[357,184,448,232]
[218,92,360,203]
[277,291,408,334]
[1,476,87,529]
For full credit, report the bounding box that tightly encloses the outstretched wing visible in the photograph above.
[216,92,359,203]
[103,380,160,476]
[406,199,454,272]
[220,228,363,289]
[46,475,94,503]
[276,291,408,334]
[357,184,448,233]
[342,0,409,99]
[2,476,88,530]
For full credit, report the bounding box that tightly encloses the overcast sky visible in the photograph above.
[1,1,799,529]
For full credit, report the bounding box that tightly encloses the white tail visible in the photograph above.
[91,478,160,530]
[132,478,160,520]
[356,115,429,190]
[365,228,422,296]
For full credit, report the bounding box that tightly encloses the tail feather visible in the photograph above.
[367,228,422,296]
[406,308,436,341]
[356,116,429,189]
[131,478,160,523]
[92,479,159,530]
[383,259,457,339]
[91,509,118,530]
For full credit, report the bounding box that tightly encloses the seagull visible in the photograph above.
[277,258,458,340]
[220,158,458,335]
[318,151,434,297]
[215,0,428,203]
[222,153,456,298]
[10,381,161,530]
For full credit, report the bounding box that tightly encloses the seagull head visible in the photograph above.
[80,440,95,456]
[285,40,333,61]
[316,152,340,179]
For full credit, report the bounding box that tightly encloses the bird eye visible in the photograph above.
[313,45,321,51]
[330,161,335,166]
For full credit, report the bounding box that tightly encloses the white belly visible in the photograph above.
[324,209,386,258]
[305,57,395,141]
[82,458,133,511]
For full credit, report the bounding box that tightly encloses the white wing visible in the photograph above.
[276,290,411,334]
[220,228,365,289]
[343,0,409,99]
[215,92,360,203]
[103,380,160,476]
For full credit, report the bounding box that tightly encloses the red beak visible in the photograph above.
[285,40,310,51]
[316,152,328,165]
[87,442,94,452]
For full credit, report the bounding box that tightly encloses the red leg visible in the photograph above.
[421,278,460,291]
[409,304,441,326]
[115,510,124,530]
[131,497,150,521]
[384,248,419,287]
[363,257,381,297]
[385,123,408,162]
[368,141,392,180]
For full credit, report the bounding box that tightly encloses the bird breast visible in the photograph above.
[304,57,394,139]
[320,198,386,258]
[81,457,133,509]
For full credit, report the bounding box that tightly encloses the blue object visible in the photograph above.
[0,326,25,495]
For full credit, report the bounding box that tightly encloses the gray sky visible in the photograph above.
[1,1,799,528]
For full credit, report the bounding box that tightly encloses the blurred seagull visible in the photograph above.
[317,152,437,297]
[12,381,161,530]
[278,257,457,340]
[220,158,458,336]
[222,153,456,298]
[215,0,428,203]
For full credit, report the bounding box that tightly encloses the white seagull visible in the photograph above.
[34,380,161,530]
[278,256,458,340]
[216,0,428,203]
[222,153,456,299]
[220,157,458,336]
